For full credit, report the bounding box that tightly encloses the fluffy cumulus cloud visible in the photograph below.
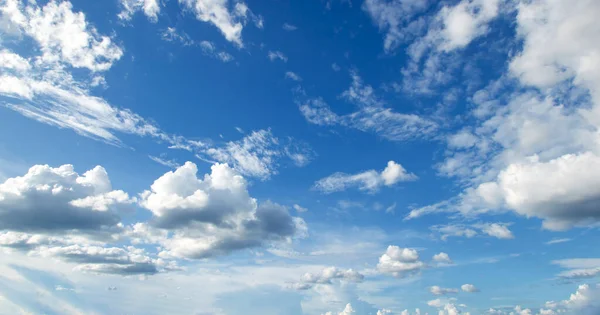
[314,161,417,194]
[530,284,600,315]
[409,0,600,233]
[437,0,501,51]
[179,0,259,47]
[293,266,364,290]
[0,0,123,71]
[136,162,307,259]
[0,164,133,235]
[118,0,160,22]
[461,284,479,293]
[432,252,453,264]
[0,164,179,275]
[377,245,424,277]
[323,303,356,315]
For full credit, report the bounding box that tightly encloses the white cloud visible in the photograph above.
[282,23,297,31]
[0,164,133,236]
[285,71,302,81]
[268,50,287,62]
[438,0,500,51]
[430,285,458,295]
[377,245,424,277]
[410,0,600,232]
[552,259,600,279]
[430,223,514,240]
[323,303,356,315]
[473,223,514,239]
[0,1,197,149]
[461,284,479,293]
[545,238,572,245]
[149,155,180,169]
[293,204,308,213]
[33,244,176,275]
[0,49,30,71]
[136,162,306,259]
[118,0,160,22]
[2,0,123,72]
[299,73,438,141]
[203,129,314,180]
[432,252,453,264]
[314,160,417,194]
[161,27,196,46]
[362,0,430,52]
[293,266,364,290]
[179,0,253,47]
[198,40,234,62]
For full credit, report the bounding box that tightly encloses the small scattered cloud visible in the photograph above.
[461,284,479,293]
[285,71,302,81]
[282,23,297,31]
[268,51,288,62]
[314,161,417,194]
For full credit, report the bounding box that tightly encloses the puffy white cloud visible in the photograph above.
[179,0,253,47]
[461,284,479,293]
[118,0,160,22]
[430,285,458,295]
[437,0,500,51]
[432,252,453,264]
[268,50,288,62]
[410,0,600,232]
[137,162,307,259]
[0,164,132,235]
[0,49,30,71]
[1,0,123,71]
[438,303,463,315]
[495,153,600,231]
[509,0,600,92]
[293,266,364,290]
[321,303,357,315]
[314,161,417,194]
[377,245,424,277]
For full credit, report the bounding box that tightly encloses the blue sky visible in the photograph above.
[0,0,600,314]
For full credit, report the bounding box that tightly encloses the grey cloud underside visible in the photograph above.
[0,199,120,233]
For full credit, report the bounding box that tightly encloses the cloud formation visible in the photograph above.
[136,162,307,259]
[314,161,417,194]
